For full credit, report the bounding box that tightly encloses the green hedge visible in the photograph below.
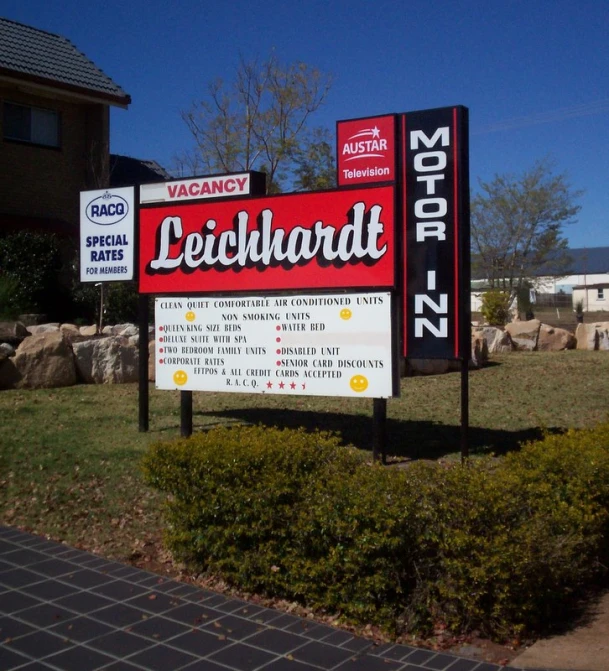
[142,423,609,640]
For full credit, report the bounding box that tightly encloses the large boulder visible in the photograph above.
[60,323,81,339]
[505,319,541,351]
[0,342,15,359]
[0,357,20,390]
[0,321,29,347]
[13,332,76,389]
[27,323,60,335]
[79,324,98,337]
[593,322,609,351]
[575,323,599,350]
[72,336,139,384]
[470,331,489,368]
[537,324,576,351]
[407,359,451,376]
[473,326,513,354]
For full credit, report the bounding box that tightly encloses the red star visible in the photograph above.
[278,381,285,389]
[266,381,273,389]
[301,383,306,390]
[290,382,296,390]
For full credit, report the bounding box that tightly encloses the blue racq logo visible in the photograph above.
[86,192,129,225]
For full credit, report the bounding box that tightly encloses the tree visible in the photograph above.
[292,127,336,191]
[177,53,333,192]
[471,159,581,293]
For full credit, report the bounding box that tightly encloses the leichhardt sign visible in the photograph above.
[139,185,395,294]
[155,292,393,398]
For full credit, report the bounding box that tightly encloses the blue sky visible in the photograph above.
[4,0,608,249]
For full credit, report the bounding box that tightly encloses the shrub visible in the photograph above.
[0,230,70,319]
[143,423,609,640]
[480,289,511,326]
[0,274,20,319]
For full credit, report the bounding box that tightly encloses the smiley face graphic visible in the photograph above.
[340,308,352,320]
[349,374,368,393]
[173,370,188,386]
[185,311,196,322]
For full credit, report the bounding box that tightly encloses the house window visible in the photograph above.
[599,288,605,301]
[3,101,60,147]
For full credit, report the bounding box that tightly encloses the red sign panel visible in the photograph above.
[139,186,395,294]
[337,115,396,186]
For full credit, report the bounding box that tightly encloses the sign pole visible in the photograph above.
[180,391,193,437]
[372,398,387,463]
[460,358,469,462]
[138,294,149,432]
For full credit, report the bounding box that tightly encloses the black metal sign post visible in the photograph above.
[138,294,149,432]
[180,390,193,437]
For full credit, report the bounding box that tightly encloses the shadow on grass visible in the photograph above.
[194,407,558,460]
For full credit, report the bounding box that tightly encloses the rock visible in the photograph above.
[117,324,138,337]
[60,324,81,339]
[505,319,541,351]
[79,324,98,337]
[13,332,77,389]
[470,332,489,368]
[474,326,513,354]
[148,340,155,381]
[102,323,137,336]
[0,321,29,347]
[0,358,20,389]
[17,314,47,326]
[72,336,138,384]
[537,324,577,351]
[0,343,16,359]
[27,323,60,335]
[593,322,609,351]
[407,359,451,376]
[575,323,599,350]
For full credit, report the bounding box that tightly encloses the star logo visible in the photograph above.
[266,381,273,389]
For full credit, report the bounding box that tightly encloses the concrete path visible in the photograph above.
[512,591,609,671]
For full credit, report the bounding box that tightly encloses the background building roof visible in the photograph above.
[110,155,172,187]
[0,17,130,106]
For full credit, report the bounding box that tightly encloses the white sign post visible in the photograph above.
[155,292,393,399]
[79,187,135,282]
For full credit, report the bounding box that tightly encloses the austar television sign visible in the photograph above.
[336,114,396,186]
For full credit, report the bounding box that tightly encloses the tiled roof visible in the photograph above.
[0,17,130,106]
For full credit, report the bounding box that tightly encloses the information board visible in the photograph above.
[155,292,393,398]
[80,187,135,282]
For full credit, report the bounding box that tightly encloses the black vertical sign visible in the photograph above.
[401,106,469,359]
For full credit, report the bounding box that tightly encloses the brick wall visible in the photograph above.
[0,85,110,231]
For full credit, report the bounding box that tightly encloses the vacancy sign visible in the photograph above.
[139,171,265,204]
[337,114,396,186]
[80,186,135,282]
[155,292,393,398]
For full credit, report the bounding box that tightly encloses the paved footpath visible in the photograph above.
[0,526,556,671]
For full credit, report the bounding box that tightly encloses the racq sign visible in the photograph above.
[139,185,395,294]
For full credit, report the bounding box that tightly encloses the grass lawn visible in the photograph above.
[1,350,609,565]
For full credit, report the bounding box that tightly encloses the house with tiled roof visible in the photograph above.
[0,17,131,236]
